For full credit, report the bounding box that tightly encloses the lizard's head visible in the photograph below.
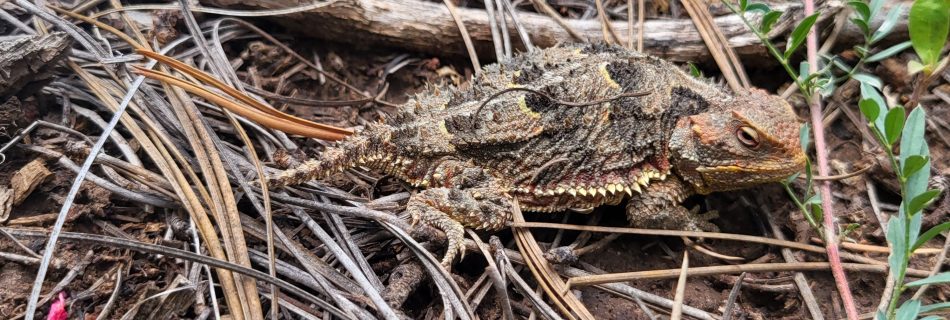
[670,89,806,194]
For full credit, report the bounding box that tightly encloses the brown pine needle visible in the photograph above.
[132,66,349,140]
[133,50,352,140]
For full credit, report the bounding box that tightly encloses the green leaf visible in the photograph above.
[912,221,950,251]
[906,272,950,287]
[687,62,702,78]
[920,302,950,313]
[866,41,912,62]
[848,0,871,22]
[809,202,823,223]
[883,106,905,145]
[859,82,886,131]
[919,316,942,320]
[760,10,783,34]
[859,99,881,125]
[740,0,748,12]
[908,189,941,215]
[909,210,923,249]
[816,77,836,97]
[909,0,950,68]
[799,61,811,81]
[784,172,801,184]
[886,216,906,280]
[831,57,853,72]
[875,310,887,320]
[901,107,931,199]
[853,73,882,89]
[785,13,820,59]
[902,155,929,178]
[851,17,870,36]
[868,0,885,17]
[870,5,905,44]
[804,193,821,205]
[746,3,771,13]
[799,123,811,152]
[895,299,921,320]
[908,59,927,74]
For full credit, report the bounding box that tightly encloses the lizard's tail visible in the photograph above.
[268,125,392,188]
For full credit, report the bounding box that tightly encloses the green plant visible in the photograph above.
[866,0,950,318]
[728,0,950,318]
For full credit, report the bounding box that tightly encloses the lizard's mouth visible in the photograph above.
[694,154,806,192]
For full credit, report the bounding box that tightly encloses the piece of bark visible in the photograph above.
[0,32,71,99]
[0,158,52,222]
[200,0,910,64]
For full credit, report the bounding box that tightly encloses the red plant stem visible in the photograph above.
[804,0,859,319]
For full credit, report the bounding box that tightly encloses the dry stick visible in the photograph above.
[498,0,534,52]
[469,231,515,320]
[802,0,858,317]
[636,0,644,52]
[483,0,504,60]
[670,252,688,320]
[528,0,584,41]
[680,236,744,261]
[721,273,746,320]
[443,0,481,72]
[627,0,634,50]
[679,0,746,92]
[594,0,621,44]
[561,264,715,320]
[94,265,124,320]
[809,237,941,255]
[511,222,835,255]
[566,262,930,287]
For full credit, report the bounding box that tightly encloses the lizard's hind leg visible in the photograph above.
[409,160,514,266]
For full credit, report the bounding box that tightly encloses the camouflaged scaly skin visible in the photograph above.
[270,44,807,264]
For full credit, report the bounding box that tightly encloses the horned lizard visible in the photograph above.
[270,44,806,265]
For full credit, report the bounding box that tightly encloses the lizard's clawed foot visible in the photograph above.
[686,207,720,232]
[406,187,513,266]
[627,204,720,232]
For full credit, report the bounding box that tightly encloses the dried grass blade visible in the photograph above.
[20,65,145,318]
[528,0,583,41]
[680,0,750,91]
[512,205,593,320]
[443,0,482,72]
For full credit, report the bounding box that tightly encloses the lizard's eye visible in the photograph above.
[736,126,760,149]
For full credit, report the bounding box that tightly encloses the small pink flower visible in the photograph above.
[46,292,67,320]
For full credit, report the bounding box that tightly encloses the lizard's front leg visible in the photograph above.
[408,160,514,265]
[625,175,718,231]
